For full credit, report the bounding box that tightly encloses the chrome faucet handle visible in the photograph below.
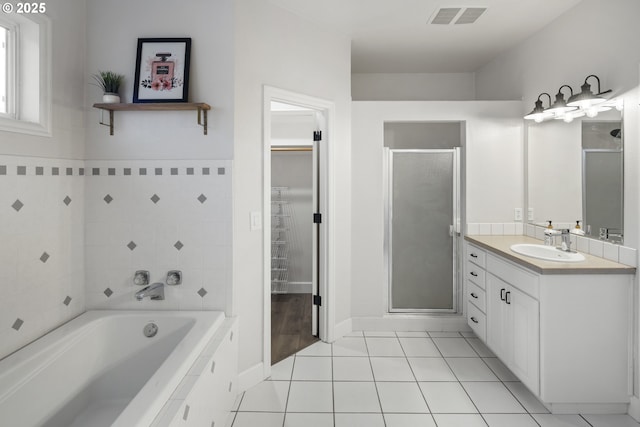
[133,270,150,286]
[166,270,182,286]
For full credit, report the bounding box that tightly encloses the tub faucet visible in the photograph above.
[135,282,165,301]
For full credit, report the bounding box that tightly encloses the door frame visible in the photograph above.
[262,86,334,375]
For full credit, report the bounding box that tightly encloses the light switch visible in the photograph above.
[250,211,262,231]
[527,208,534,221]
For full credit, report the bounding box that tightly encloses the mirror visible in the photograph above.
[527,102,623,243]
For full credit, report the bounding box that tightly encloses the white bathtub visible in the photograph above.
[0,310,226,427]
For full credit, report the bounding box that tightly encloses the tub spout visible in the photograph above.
[135,282,165,301]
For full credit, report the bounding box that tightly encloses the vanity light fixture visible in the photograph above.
[566,74,612,108]
[555,109,585,123]
[524,93,552,123]
[545,85,578,115]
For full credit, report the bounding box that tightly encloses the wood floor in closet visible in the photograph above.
[271,293,318,365]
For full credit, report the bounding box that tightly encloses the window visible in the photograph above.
[0,25,9,115]
[0,14,51,136]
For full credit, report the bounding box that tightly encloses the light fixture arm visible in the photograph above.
[557,84,574,98]
[538,92,552,106]
[584,74,612,96]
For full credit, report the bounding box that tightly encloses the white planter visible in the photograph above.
[102,93,121,103]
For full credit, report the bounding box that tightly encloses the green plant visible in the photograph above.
[91,70,125,94]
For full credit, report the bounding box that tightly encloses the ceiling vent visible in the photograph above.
[429,7,486,25]
[430,8,462,25]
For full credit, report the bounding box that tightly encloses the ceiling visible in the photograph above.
[268,0,583,73]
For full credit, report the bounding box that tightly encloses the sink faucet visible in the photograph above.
[559,229,572,252]
[135,282,165,301]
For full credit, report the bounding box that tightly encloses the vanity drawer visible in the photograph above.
[467,303,486,342]
[466,260,486,289]
[467,281,486,313]
[466,244,486,268]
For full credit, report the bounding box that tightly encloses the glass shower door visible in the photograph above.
[387,149,459,312]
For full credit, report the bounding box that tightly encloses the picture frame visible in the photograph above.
[133,38,191,103]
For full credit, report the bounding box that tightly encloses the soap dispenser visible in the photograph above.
[572,220,586,236]
[547,220,553,229]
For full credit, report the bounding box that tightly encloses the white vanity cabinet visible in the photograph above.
[466,239,633,413]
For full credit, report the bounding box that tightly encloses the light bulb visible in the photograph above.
[586,107,598,118]
[534,116,544,123]
[563,115,574,123]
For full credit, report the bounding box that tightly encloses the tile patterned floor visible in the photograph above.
[227,331,640,427]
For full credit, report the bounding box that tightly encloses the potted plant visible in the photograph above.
[92,71,125,103]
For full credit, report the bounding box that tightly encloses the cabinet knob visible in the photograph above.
[470,317,479,324]
[470,292,478,299]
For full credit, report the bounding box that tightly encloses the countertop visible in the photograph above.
[465,235,636,275]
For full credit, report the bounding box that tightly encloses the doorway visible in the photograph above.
[263,87,332,370]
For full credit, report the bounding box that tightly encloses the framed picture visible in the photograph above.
[133,38,191,103]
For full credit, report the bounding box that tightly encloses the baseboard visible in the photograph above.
[547,402,629,415]
[238,362,265,392]
[352,315,471,332]
[333,318,352,341]
[629,396,640,421]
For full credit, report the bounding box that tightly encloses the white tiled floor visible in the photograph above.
[228,332,640,427]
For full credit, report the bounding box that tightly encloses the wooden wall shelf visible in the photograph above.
[92,102,211,135]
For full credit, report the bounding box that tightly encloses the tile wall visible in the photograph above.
[84,160,232,311]
[0,155,85,359]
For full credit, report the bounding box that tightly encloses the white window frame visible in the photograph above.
[0,13,51,137]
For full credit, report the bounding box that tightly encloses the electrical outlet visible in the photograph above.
[250,211,262,231]
[514,208,523,221]
[527,208,534,221]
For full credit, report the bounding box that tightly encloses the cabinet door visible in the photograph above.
[508,286,539,395]
[486,274,508,359]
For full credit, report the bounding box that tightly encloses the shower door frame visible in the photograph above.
[384,148,461,314]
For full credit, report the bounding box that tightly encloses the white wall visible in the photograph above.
[351,101,523,324]
[0,1,86,359]
[81,0,235,315]
[352,73,475,101]
[475,0,640,415]
[234,0,352,376]
[85,0,234,160]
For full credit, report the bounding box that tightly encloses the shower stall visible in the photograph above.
[384,123,462,313]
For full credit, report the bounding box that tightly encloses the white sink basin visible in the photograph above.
[510,244,585,263]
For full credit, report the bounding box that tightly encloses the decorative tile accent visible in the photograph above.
[36,166,44,175]
[124,168,132,176]
[104,288,113,297]
[103,194,113,204]
[66,167,73,176]
[92,168,100,176]
[203,167,210,175]
[218,167,225,175]
[52,167,59,176]
[127,241,137,251]
[0,165,6,175]
[40,252,50,263]
[187,168,194,175]
[155,168,163,176]
[197,194,207,204]
[139,168,147,175]
[63,196,72,206]
[171,168,178,175]
[198,288,208,297]
[150,194,160,204]
[108,168,116,176]
[17,166,26,175]
[63,296,72,306]
[11,199,24,212]
[174,241,184,251]
[12,318,24,331]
